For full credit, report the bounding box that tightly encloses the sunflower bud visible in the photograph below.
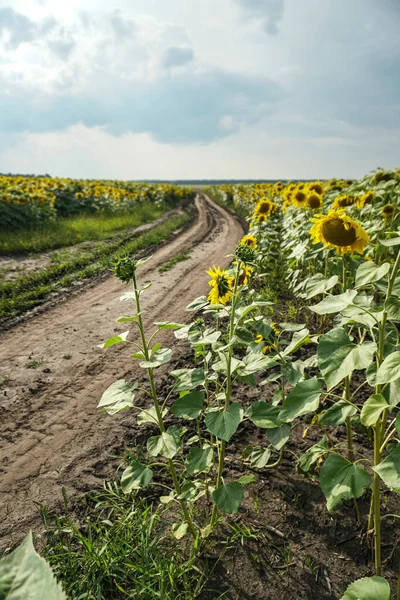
[234,242,257,263]
[113,256,137,283]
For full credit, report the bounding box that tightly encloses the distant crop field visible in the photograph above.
[0,176,195,321]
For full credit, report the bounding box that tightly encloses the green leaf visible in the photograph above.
[121,461,152,493]
[278,322,306,332]
[309,290,357,315]
[147,431,179,459]
[341,576,390,600]
[0,532,66,599]
[282,328,312,357]
[177,481,197,501]
[246,401,281,429]
[384,296,400,321]
[319,400,357,426]
[320,454,371,512]
[355,261,390,288]
[238,354,277,376]
[170,368,206,392]
[376,351,400,384]
[154,321,186,330]
[380,236,400,247]
[238,474,258,486]
[97,379,135,414]
[186,447,213,475]
[300,273,339,299]
[190,330,221,345]
[116,315,139,323]
[373,444,400,493]
[185,296,208,311]
[170,391,204,420]
[137,406,167,425]
[171,523,189,540]
[280,378,322,422]
[298,437,329,473]
[318,327,376,391]
[205,403,242,441]
[255,320,272,339]
[99,330,130,349]
[360,394,390,427]
[212,482,244,514]
[396,412,400,437]
[140,347,172,368]
[212,353,243,374]
[242,446,271,468]
[282,362,303,386]
[266,424,291,450]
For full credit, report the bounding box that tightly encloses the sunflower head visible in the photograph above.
[206,265,234,305]
[332,195,356,209]
[356,191,375,209]
[307,193,323,210]
[241,234,257,249]
[293,189,307,207]
[308,182,324,195]
[253,198,277,219]
[381,204,395,218]
[310,209,370,256]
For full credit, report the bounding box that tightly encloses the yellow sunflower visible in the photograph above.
[232,261,253,285]
[310,209,370,256]
[308,182,325,196]
[293,189,307,207]
[307,193,323,210]
[206,265,234,305]
[332,195,356,210]
[253,198,277,219]
[254,323,280,353]
[241,234,257,249]
[381,204,395,218]
[357,190,375,208]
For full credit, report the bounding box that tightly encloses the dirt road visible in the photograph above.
[0,195,244,550]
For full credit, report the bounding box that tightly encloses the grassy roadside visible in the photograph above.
[42,484,205,600]
[0,202,172,255]
[0,210,193,322]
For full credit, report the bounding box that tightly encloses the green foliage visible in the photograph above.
[320,454,371,512]
[0,533,66,600]
[340,577,390,600]
[42,486,203,600]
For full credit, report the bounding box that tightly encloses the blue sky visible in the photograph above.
[0,0,399,179]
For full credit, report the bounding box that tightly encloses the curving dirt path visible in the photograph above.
[0,194,244,551]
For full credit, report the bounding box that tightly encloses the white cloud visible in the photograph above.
[0,7,284,144]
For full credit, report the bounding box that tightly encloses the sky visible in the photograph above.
[0,0,399,179]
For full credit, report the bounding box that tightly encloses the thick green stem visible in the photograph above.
[132,271,197,538]
[373,422,382,575]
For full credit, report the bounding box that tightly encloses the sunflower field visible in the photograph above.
[93,167,400,597]
[0,175,193,230]
[3,167,400,598]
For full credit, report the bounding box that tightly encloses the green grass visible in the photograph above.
[0,203,170,255]
[0,211,193,322]
[41,484,205,600]
[25,359,45,369]
[159,251,191,273]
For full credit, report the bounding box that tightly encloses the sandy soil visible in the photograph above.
[0,194,244,551]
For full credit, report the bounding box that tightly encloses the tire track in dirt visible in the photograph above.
[0,194,244,550]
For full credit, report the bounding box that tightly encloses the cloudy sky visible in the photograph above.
[0,0,399,179]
